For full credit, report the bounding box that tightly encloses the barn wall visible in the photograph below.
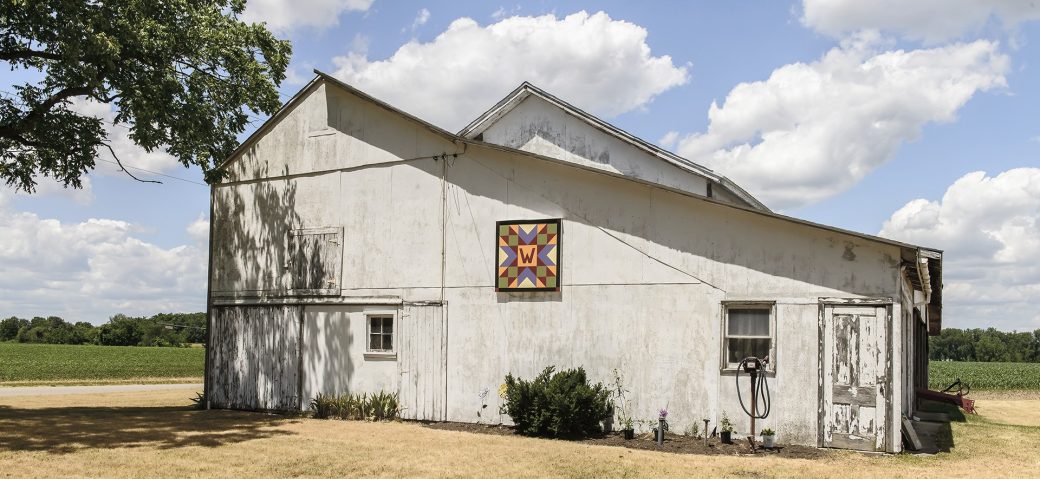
[208,305,301,410]
[479,95,711,199]
[300,305,399,402]
[209,80,908,448]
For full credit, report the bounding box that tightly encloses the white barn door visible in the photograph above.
[397,303,447,421]
[820,303,890,451]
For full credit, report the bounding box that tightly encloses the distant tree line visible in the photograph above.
[0,313,206,347]
[930,327,1040,362]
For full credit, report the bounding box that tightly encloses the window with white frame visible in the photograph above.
[722,303,775,370]
[367,315,394,353]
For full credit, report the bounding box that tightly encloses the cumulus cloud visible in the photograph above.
[405,8,431,33]
[187,215,210,244]
[332,11,690,130]
[0,199,207,324]
[243,0,374,31]
[658,131,680,149]
[800,0,1040,43]
[675,37,1009,210]
[68,98,180,175]
[880,168,1040,330]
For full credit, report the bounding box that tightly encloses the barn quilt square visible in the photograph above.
[496,219,561,291]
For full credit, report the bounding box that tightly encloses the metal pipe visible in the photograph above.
[750,368,758,444]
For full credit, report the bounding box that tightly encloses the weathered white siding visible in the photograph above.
[300,305,399,401]
[209,305,300,410]
[478,95,711,198]
[209,79,911,451]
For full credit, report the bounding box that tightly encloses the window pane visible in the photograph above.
[382,317,393,334]
[727,338,771,364]
[382,333,393,351]
[728,309,769,336]
[370,317,381,334]
[369,333,381,350]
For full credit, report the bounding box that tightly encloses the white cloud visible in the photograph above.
[880,168,1040,330]
[332,11,690,130]
[491,5,522,21]
[243,0,374,31]
[658,131,679,149]
[676,37,1009,210]
[0,199,207,323]
[800,0,1040,43]
[405,8,431,33]
[68,98,180,176]
[187,215,210,243]
[1,172,95,205]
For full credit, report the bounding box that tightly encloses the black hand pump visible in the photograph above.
[736,356,771,444]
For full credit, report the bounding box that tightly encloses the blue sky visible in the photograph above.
[2,1,1039,330]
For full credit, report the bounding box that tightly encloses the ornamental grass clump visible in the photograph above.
[502,366,611,438]
[310,391,399,421]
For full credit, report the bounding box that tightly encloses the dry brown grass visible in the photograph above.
[1,390,1038,478]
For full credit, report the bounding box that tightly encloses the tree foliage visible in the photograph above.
[0,0,291,190]
[930,327,1040,363]
[0,312,206,346]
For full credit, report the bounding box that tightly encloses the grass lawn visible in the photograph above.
[0,342,204,386]
[0,389,1038,478]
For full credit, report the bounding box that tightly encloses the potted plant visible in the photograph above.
[719,412,734,444]
[620,416,634,439]
[611,369,635,440]
[761,428,775,448]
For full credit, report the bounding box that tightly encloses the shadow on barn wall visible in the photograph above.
[207,155,354,411]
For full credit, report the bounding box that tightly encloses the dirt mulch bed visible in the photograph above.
[421,422,829,459]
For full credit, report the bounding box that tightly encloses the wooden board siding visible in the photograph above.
[209,305,302,410]
[288,227,343,296]
[398,303,447,421]
[820,303,890,451]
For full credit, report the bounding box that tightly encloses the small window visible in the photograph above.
[367,315,394,352]
[722,304,775,370]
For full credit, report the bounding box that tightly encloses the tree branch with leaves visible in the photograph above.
[0,0,291,191]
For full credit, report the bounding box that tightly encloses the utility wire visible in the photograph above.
[95,158,207,186]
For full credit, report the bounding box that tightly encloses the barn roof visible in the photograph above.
[219,71,943,332]
[458,81,769,211]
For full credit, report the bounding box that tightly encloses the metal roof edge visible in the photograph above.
[461,138,936,254]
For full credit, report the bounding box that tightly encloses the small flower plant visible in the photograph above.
[657,408,670,432]
[497,383,510,414]
[477,387,489,422]
[761,428,775,436]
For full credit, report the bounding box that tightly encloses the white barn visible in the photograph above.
[204,72,943,453]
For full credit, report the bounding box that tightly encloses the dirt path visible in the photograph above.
[0,383,202,397]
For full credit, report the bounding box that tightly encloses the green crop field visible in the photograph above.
[929,361,1040,390]
[0,342,204,385]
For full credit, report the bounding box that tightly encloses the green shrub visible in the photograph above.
[310,393,338,419]
[503,366,611,438]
